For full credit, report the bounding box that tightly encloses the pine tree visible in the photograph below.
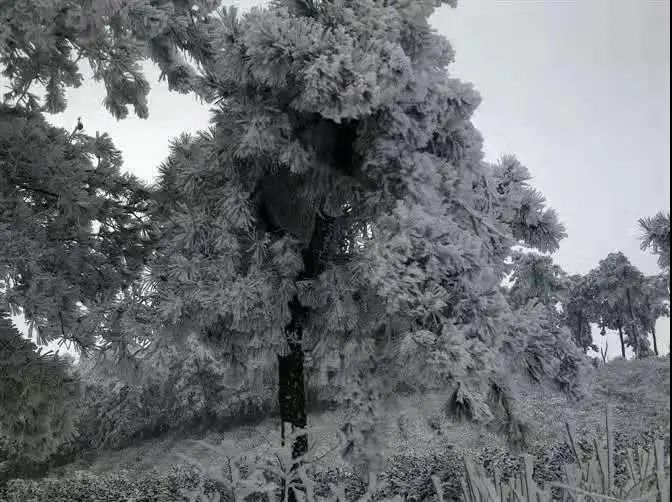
[0,2,180,466]
[1,0,575,482]
[149,0,567,475]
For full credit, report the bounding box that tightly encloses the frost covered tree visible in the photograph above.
[631,274,669,357]
[149,0,567,472]
[506,251,568,309]
[637,212,671,355]
[590,252,649,359]
[639,212,670,276]
[502,252,588,398]
[564,273,599,353]
[0,0,216,464]
[2,0,572,481]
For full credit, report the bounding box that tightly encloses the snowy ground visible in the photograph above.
[44,357,669,481]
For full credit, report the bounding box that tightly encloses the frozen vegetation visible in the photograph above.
[0,0,669,500]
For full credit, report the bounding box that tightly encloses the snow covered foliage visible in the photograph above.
[0,105,155,353]
[71,326,288,452]
[503,302,588,398]
[589,252,652,359]
[0,0,588,475]
[490,155,566,255]
[146,0,573,469]
[506,251,568,310]
[0,0,221,116]
[627,274,670,357]
[639,212,670,275]
[0,311,79,477]
[502,252,589,398]
[563,273,599,353]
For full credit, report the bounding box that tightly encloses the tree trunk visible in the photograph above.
[278,213,332,500]
[278,350,307,455]
[652,324,659,356]
[625,288,641,357]
[577,310,587,353]
[254,179,333,466]
[280,294,310,460]
[618,326,626,359]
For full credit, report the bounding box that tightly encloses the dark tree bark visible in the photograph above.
[577,310,588,353]
[253,181,320,470]
[278,349,307,456]
[280,213,331,452]
[617,325,626,359]
[277,212,332,502]
[652,324,659,356]
[280,294,310,460]
[268,118,359,500]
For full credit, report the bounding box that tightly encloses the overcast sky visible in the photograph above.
[12,0,671,358]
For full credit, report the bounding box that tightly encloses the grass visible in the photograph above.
[459,408,670,501]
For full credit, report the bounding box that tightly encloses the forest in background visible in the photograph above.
[0,0,669,500]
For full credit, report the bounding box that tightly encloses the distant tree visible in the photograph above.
[563,272,599,353]
[504,252,598,355]
[638,213,670,351]
[506,251,568,310]
[639,212,670,276]
[503,252,589,396]
[632,275,669,357]
[590,252,649,359]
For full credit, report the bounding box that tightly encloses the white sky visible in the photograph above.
[8,0,670,359]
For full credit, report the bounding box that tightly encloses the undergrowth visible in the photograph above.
[2,359,669,501]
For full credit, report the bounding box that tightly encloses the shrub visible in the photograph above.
[3,465,228,502]
[376,451,464,501]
